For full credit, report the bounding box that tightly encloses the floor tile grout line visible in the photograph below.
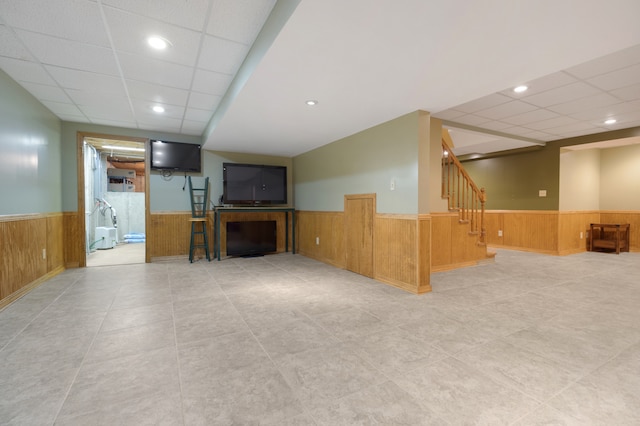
[169,275,188,426]
[0,273,82,354]
[49,273,117,425]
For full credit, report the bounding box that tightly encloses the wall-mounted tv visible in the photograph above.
[223,163,287,205]
[150,140,201,173]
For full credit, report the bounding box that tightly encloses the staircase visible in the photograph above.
[441,130,487,246]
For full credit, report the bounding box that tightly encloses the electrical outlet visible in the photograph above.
[42,249,46,260]
[498,230,503,237]
[390,179,395,191]
[315,237,320,245]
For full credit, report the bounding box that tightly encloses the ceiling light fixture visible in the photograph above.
[305,100,318,106]
[147,36,171,50]
[152,105,165,113]
[604,118,617,125]
[513,85,528,93]
[102,145,145,152]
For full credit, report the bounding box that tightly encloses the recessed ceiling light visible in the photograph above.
[604,118,617,125]
[305,100,318,106]
[152,105,165,113]
[513,85,528,93]
[147,36,171,50]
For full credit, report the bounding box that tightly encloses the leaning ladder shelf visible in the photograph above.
[188,176,210,262]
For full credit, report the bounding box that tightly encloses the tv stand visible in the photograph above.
[213,206,296,261]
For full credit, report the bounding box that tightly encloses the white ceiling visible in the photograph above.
[2,0,640,158]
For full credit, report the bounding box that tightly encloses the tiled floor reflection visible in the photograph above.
[1,249,639,425]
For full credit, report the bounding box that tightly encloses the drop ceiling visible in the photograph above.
[2,0,640,158]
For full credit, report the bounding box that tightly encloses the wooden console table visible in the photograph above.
[589,223,630,254]
[213,207,296,261]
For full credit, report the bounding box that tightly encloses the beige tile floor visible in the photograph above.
[86,242,145,267]
[0,248,639,425]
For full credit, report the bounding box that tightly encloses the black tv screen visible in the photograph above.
[226,221,277,256]
[150,140,201,172]
[223,163,287,205]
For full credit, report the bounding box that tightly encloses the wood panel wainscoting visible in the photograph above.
[375,214,432,294]
[600,211,640,252]
[484,210,638,255]
[430,212,493,272]
[148,210,293,261]
[296,211,431,294]
[296,211,345,269]
[1,213,66,309]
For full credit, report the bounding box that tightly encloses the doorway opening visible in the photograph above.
[81,134,148,267]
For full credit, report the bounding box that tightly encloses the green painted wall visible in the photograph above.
[60,121,291,212]
[462,144,561,210]
[0,69,62,215]
[60,122,201,212]
[293,112,421,214]
[463,127,640,211]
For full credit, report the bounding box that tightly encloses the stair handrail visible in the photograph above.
[441,138,487,244]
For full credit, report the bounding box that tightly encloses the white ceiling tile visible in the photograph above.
[565,44,640,79]
[0,24,34,60]
[19,82,71,103]
[496,126,538,138]
[82,104,135,121]
[119,53,193,89]
[90,118,138,128]
[501,72,578,98]
[137,117,182,133]
[101,0,209,31]
[521,82,600,108]
[546,92,621,115]
[46,66,125,93]
[16,30,119,75]
[207,0,276,44]
[474,100,538,120]
[0,57,56,85]
[544,121,598,135]
[180,120,207,136]
[516,130,555,140]
[188,92,221,110]
[40,100,83,116]
[451,93,511,114]
[132,99,185,120]
[126,80,189,106]
[103,7,201,67]
[432,109,466,121]
[587,63,640,91]
[191,69,233,95]
[569,100,640,121]
[184,108,212,122]
[197,35,249,74]
[498,108,559,126]
[57,114,89,123]
[611,83,640,101]
[602,106,640,124]
[67,91,129,109]
[0,0,109,46]
[450,114,491,126]
[473,120,513,132]
[522,116,580,131]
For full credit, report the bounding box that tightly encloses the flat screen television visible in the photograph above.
[226,221,277,257]
[223,163,287,205]
[150,140,201,173]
